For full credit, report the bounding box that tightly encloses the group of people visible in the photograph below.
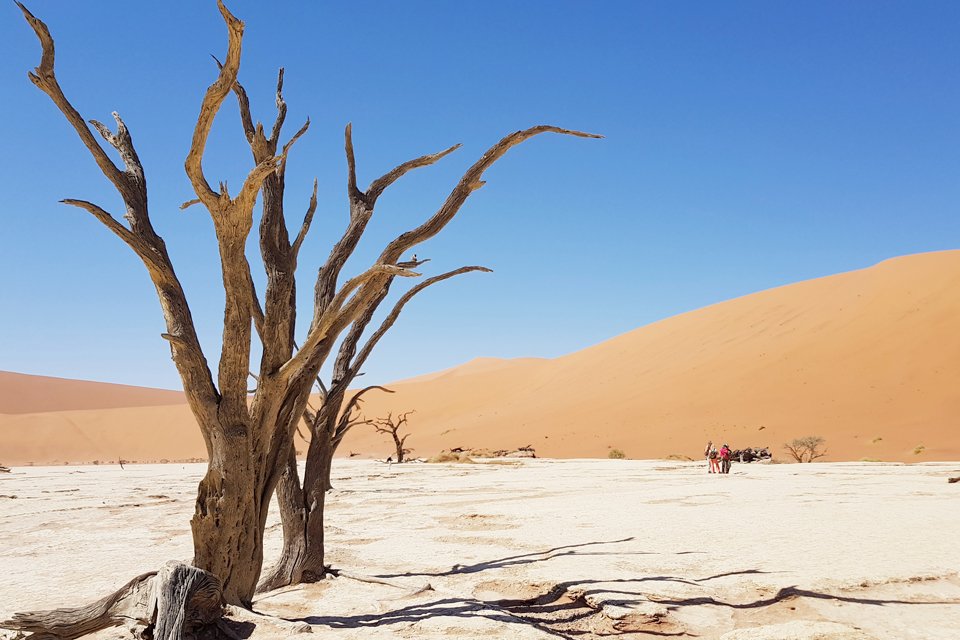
[704,440,732,474]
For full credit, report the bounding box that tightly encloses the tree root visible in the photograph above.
[327,568,433,599]
[227,607,311,635]
[0,562,222,640]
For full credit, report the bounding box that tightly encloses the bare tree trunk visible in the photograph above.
[258,430,332,592]
[393,432,407,463]
[191,445,265,607]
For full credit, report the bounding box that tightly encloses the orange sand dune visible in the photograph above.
[2,251,959,465]
[345,250,960,462]
[0,371,185,414]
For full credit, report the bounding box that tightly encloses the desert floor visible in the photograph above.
[1,459,959,639]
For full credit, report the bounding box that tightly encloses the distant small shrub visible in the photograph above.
[666,454,693,461]
[860,457,882,463]
[608,449,626,459]
[913,445,925,455]
[872,437,883,444]
[92,460,101,465]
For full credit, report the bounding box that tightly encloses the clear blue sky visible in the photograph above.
[1,1,958,390]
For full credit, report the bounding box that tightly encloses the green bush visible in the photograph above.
[608,449,626,459]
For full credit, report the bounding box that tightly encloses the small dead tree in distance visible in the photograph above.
[783,436,827,463]
[373,411,416,463]
[13,0,598,621]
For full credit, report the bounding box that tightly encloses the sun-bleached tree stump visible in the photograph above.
[1,562,222,640]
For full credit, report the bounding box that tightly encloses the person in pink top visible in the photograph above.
[719,444,732,474]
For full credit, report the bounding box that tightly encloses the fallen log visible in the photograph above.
[949,476,959,484]
[0,561,222,640]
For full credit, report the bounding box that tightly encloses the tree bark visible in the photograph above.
[257,434,332,592]
[190,444,265,608]
[0,562,222,640]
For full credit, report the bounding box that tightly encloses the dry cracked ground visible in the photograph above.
[1,459,959,639]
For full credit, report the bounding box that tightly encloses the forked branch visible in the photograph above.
[333,385,395,442]
[354,266,491,376]
[184,0,245,211]
[381,125,602,263]
[18,2,218,430]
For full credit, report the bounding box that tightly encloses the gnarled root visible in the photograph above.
[0,562,223,640]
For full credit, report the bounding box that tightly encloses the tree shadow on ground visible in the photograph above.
[376,537,705,579]
[285,566,959,639]
[294,593,689,639]
[647,585,959,610]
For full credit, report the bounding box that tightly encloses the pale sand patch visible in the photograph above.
[1,459,959,639]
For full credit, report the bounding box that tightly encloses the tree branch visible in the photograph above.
[279,118,310,172]
[284,264,420,379]
[269,67,287,145]
[184,0,244,211]
[351,266,491,375]
[212,54,256,144]
[344,123,359,200]
[16,2,127,198]
[60,199,137,248]
[291,179,318,258]
[335,385,394,439]
[380,125,602,264]
[365,143,461,205]
[18,3,220,439]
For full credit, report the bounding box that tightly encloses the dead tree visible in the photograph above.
[15,0,598,617]
[258,237,497,592]
[2,562,222,640]
[373,411,416,463]
[783,436,827,463]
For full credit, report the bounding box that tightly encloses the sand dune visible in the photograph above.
[0,371,184,414]
[2,250,959,465]
[346,250,960,462]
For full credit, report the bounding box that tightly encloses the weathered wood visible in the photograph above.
[0,572,155,640]
[949,476,960,484]
[153,562,224,640]
[19,0,598,606]
[0,562,222,640]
